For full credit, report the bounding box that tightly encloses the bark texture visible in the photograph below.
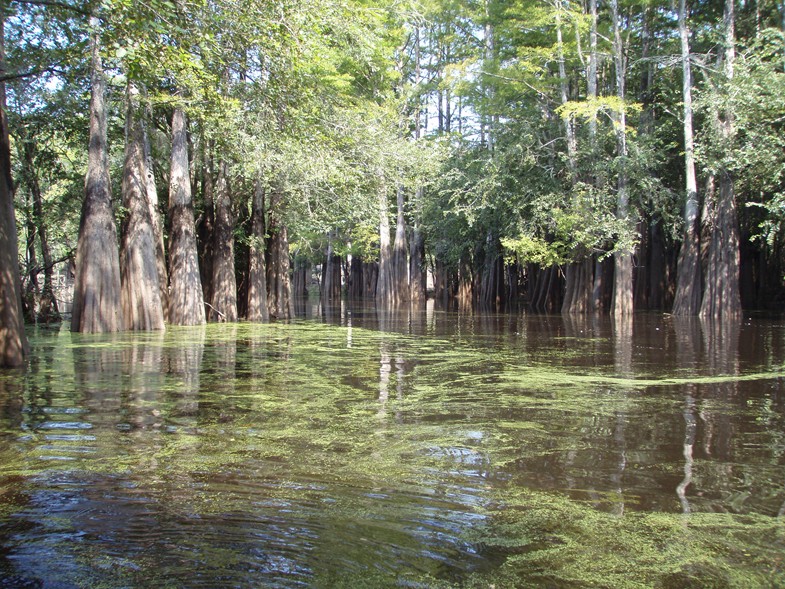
[142,109,168,322]
[71,22,124,333]
[167,107,205,325]
[292,259,310,299]
[701,172,741,319]
[120,83,165,331]
[562,259,594,315]
[700,0,741,320]
[209,161,237,322]
[0,12,26,364]
[247,179,269,322]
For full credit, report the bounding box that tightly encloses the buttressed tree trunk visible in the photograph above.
[142,104,168,322]
[209,161,237,322]
[247,178,269,322]
[0,8,26,366]
[120,82,164,331]
[71,19,124,333]
[167,106,205,325]
[267,224,294,319]
[700,0,741,320]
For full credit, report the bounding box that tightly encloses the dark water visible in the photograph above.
[1,304,784,587]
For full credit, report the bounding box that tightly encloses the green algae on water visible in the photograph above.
[0,317,783,587]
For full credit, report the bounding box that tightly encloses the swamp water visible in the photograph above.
[0,306,784,588]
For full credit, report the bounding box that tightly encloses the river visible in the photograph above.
[0,303,783,587]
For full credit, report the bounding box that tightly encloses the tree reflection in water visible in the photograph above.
[0,312,782,586]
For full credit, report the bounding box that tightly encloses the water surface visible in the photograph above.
[0,305,783,587]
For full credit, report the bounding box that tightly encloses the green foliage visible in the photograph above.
[8,0,785,307]
[728,31,785,249]
[557,96,644,133]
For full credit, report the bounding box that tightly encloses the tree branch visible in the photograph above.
[11,0,91,16]
[0,66,64,83]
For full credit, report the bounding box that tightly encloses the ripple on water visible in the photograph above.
[0,462,490,587]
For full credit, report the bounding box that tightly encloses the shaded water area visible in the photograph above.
[1,303,784,587]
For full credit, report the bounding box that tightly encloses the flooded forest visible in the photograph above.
[1,0,785,587]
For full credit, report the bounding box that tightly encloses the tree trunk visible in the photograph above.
[701,172,741,319]
[409,224,426,304]
[533,265,562,313]
[363,261,378,298]
[634,219,650,309]
[587,0,605,314]
[71,19,124,333]
[120,82,165,331]
[167,107,205,326]
[267,223,294,319]
[648,219,667,309]
[209,161,237,322]
[672,0,702,316]
[392,186,408,303]
[20,138,59,323]
[234,196,249,320]
[197,142,214,314]
[434,256,447,303]
[588,0,598,139]
[479,234,504,309]
[266,190,294,319]
[321,230,341,302]
[0,6,26,365]
[559,0,589,315]
[23,189,39,323]
[591,257,612,312]
[376,180,394,307]
[562,258,593,314]
[610,0,634,317]
[292,258,309,299]
[700,0,741,320]
[556,0,577,179]
[142,101,168,323]
[457,253,473,308]
[348,256,362,299]
[247,179,269,322]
